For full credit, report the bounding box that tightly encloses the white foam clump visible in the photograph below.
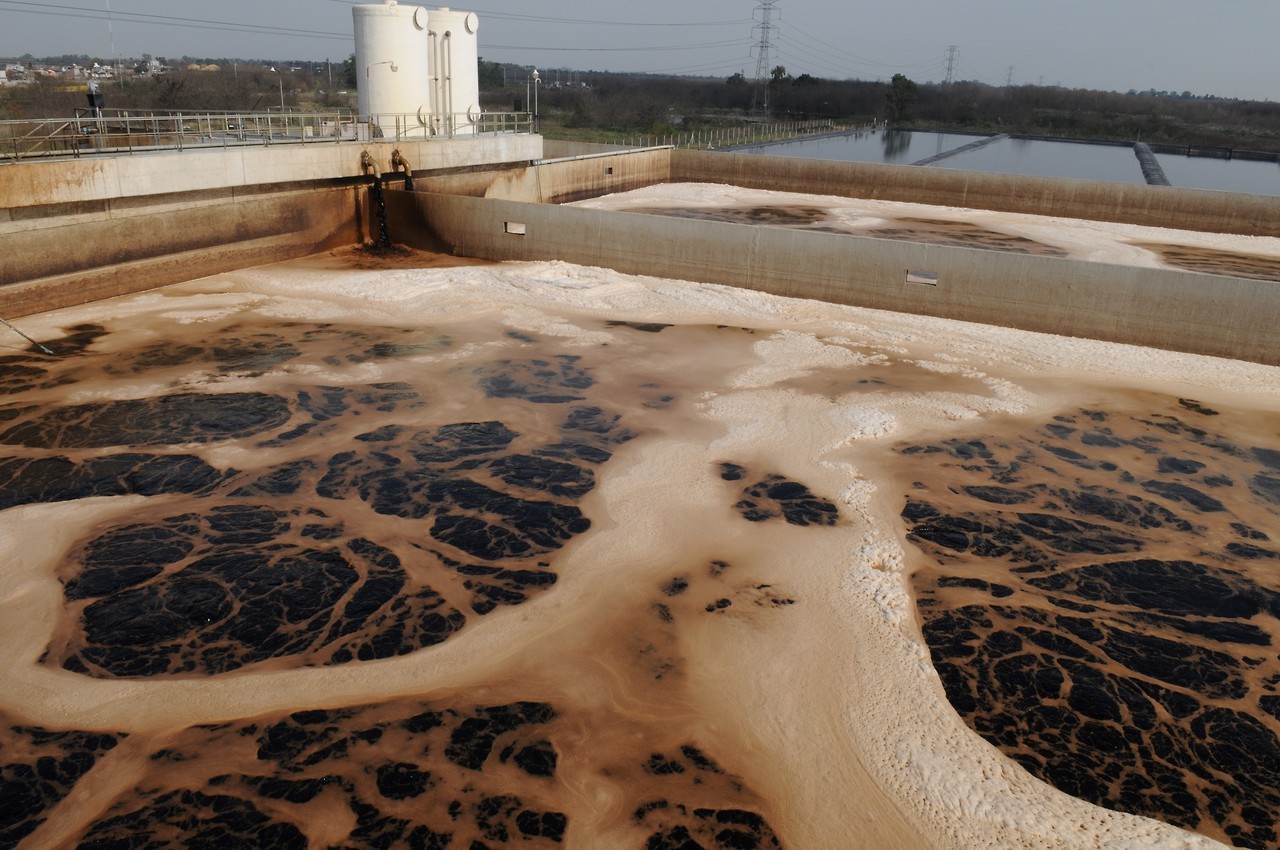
[731,328,880,388]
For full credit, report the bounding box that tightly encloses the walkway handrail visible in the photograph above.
[0,110,534,162]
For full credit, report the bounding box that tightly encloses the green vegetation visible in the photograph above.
[499,65,1280,153]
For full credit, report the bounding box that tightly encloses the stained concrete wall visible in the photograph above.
[0,183,364,318]
[392,189,1280,366]
[416,147,671,204]
[411,142,1280,238]
[671,149,1280,237]
[0,135,543,317]
[0,136,541,214]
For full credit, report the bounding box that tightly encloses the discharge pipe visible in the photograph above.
[358,150,392,250]
[390,149,414,190]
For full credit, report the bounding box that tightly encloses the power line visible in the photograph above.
[781,23,939,71]
[485,38,754,53]
[326,0,750,28]
[773,33,942,80]
[0,0,351,41]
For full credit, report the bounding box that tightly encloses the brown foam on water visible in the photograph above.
[617,205,1067,257]
[11,565,792,849]
[862,217,1069,256]
[898,388,1280,849]
[1132,241,1280,280]
[627,204,832,228]
[5,257,1275,850]
[0,303,860,849]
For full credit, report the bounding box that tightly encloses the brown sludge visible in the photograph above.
[2,242,1275,850]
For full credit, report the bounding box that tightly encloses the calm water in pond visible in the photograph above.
[1154,152,1280,196]
[742,129,1280,194]
[738,129,986,165]
[940,137,1147,185]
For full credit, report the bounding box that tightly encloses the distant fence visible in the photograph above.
[0,108,534,162]
[622,119,860,151]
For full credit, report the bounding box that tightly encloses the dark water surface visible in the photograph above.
[900,391,1280,849]
[743,130,1280,194]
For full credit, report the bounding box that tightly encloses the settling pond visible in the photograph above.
[738,129,1280,196]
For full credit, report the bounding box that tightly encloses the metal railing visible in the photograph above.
[0,108,535,162]
[623,119,854,151]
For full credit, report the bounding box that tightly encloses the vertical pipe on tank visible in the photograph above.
[428,27,441,135]
[428,8,480,136]
[444,33,454,134]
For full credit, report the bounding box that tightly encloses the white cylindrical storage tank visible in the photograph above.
[427,8,481,136]
[353,1,431,138]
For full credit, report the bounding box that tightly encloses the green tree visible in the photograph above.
[885,73,918,123]
[478,58,503,91]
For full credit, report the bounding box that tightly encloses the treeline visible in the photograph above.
[6,54,1279,153]
[0,63,358,119]
[519,66,1280,153]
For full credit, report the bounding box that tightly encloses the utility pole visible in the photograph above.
[751,0,778,116]
[944,45,957,86]
[105,0,121,88]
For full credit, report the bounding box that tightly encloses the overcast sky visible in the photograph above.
[1,0,1275,101]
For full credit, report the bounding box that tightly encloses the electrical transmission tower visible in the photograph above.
[944,45,958,86]
[1005,66,1015,87]
[751,0,779,116]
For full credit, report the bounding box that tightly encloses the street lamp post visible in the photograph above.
[526,68,541,132]
[269,66,284,111]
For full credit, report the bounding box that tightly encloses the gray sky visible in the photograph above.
[1,0,1275,101]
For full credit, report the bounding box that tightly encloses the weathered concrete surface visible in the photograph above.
[412,142,1280,238]
[417,147,671,204]
[0,135,542,317]
[0,185,362,318]
[0,136,541,214]
[394,189,1280,366]
[671,149,1280,237]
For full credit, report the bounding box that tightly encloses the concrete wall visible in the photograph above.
[0,135,542,317]
[671,149,1280,238]
[1,135,541,214]
[0,183,363,318]
[408,142,1280,238]
[416,147,671,204]
[392,189,1280,366]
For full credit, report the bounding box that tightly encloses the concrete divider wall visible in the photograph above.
[417,147,671,204]
[0,135,542,216]
[671,149,1280,237]
[0,184,363,318]
[0,135,543,317]
[393,189,1280,365]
